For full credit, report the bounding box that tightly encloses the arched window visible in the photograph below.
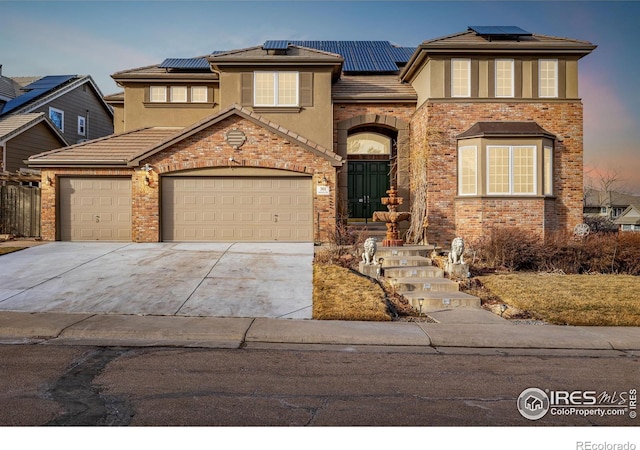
[347,132,391,156]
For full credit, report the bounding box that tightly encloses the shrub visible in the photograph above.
[315,218,369,270]
[468,227,640,275]
[467,227,542,272]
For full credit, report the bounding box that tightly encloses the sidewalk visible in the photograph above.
[1,308,639,355]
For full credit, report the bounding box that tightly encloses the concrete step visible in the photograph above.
[375,245,434,258]
[391,277,460,293]
[378,255,431,267]
[402,291,481,310]
[359,256,435,278]
[383,266,444,278]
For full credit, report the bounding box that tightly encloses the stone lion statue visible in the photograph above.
[448,237,465,265]
[362,237,377,265]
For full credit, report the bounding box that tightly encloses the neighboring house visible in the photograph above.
[28,26,596,244]
[0,70,114,153]
[614,204,640,232]
[0,113,67,173]
[583,188,640,220]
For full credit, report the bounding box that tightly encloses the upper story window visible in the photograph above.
[254,72,299,107]
[147,85,212,105]
[191,86,208,103]
[49,107,64,131]
[170,86,187,103]
[495,59,514,98]
[539,59,558,98]
[77,116,86,136]
[150,86,167,103]
[451,59,471,97]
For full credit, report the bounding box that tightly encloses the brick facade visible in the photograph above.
[411,100,584,246]
[41,115,338,242]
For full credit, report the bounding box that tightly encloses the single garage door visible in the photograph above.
[162,177,313,242]
[59,177,132,241]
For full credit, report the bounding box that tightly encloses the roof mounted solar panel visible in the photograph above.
[263,40,290,50]
[159,58,210,69]
[284,40,406,73]
[469,26,532,40]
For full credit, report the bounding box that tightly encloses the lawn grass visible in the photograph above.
[313,264,391,321]
[0,247,24,256]
[477,273,640,326]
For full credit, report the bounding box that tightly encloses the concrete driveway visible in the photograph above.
[0,242,313,319]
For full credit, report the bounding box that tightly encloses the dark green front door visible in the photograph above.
[347,161,390,219]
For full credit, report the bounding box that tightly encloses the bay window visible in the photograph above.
[458,146,478,196]
[487,146,536,195]
[457,138,554,197]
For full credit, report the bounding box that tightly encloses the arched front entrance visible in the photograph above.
[346,128,395,219]
[337,114,410,222]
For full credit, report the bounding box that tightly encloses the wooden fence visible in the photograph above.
[0,185,41,237]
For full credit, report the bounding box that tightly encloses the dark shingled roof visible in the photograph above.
[457,121,556,139]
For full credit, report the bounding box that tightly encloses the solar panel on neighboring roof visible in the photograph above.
[468,26,532,38]
[159,58,210,69]
[0,75,76,116]
[22,75,76,90]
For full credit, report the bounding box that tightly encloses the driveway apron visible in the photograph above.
[0,242,313,319]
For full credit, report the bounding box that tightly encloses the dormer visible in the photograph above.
[400,26,596,106]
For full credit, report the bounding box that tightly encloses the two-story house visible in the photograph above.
[0,69,114,174]
[28,27,596,245]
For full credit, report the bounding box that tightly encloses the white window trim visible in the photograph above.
[539,59,558,98]
[451,58,471,98]
[254,71,299,107]
[487,145,538,196]
[458,145,478,196]
[77,116,86,136]
[544,146,553,196]
[495,59,514,98]
[191,86,208,103]
[49,107,64,132]
[150,86,167,103]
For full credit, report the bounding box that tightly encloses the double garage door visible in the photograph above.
[162,177,313,242]
[58,176,313,242]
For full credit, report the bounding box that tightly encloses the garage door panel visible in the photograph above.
[60,178,132,241]
[163,176,312,242]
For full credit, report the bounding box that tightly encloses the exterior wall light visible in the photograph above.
[141,164,153,186]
